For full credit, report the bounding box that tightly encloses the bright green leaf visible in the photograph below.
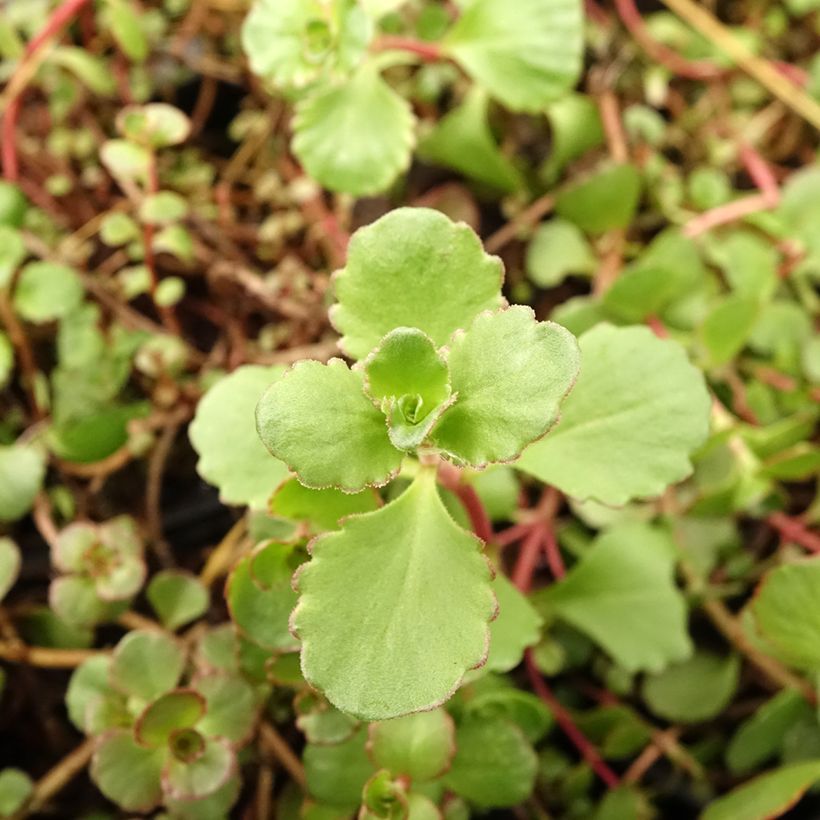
[135,690,206,748]
[484,573,542,674]
[0,768,32,817]
[91,730,164,812]
[555,163,642,234]
[103,0,149,61]
[117,104,191,148]
[331,207,503,361]
[517,324,711,504]
[109,630,185,701]
[147,570,209,631]
[13,262,83,323]
[293,468,496,719]
[304,730,372,809]
[701,295,760,366]
[139,191,188,225]
[270,479,379,533]
[162,736,236,800]
[0,444,46,522]
[525,219,596,287]
[256,358,403,492]
[193,673,258,744]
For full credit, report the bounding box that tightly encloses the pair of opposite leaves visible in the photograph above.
[251,208,710,720]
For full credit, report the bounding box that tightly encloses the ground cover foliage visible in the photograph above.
[0,0,819,817]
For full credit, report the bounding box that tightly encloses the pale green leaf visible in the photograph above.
[270,479,379,532]
[517,324,711,505]
[147,570,209,631]
[194,673,258,744]
[431,306,579,467]
[256,359,403,492]
[51,47,116,95]
[103,0,149,62]
[109,630,185,701]
[292,468,496,719]
[542,523,692,672]
[331,207,503,361]
[751,560,820,671]
[135,690,206,748]
[701,761,820,820]
[0,183,27,229]
[13,262,83,323]
[116,104,191,148]
[161,737,236,800]
[100,139,151,185]
[368,709,455,781]
[443,0,583,113]
[0,332,13,389]
[525,219,596,287]
[484,573,542,673]
[443,717,537,808]
[189,365,290,508]
[540,93,604,183]
[0,444,46,522]
[304,730,372,808]
[363,327,452,451]
[296,695,359,745]
[0,537,20,602]
[642,651,739,723]
[555,163,642,233]
[418,88,523,192]
[139,191,188,225]
[706,229,778,302]
[292,65,414,196]
[65,656,116,732]
[701,295,760,366]
[0,768,32,817]
[91,730,164,812]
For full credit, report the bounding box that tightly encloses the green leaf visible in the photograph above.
[727,690,811,775]
[0,227,25,289]
[304,730,373,809]
[226,541,301,652]
[296,694,360,745]
[293,65,414,196]
[139,191,188,225]
[701,760,820,820]
[0,183,27,229]
[161,736,236,800]
[701,295,760,366]
[331,208,503,361]
[147,570,209,631]
[0,332,12,389]
[103,0,149,62]
[363,327,452,451]
[270,479,379,532]
[642,651,739,723]
[443,0,583,112]
[462,679,552,743]
[555,163,642,234]
[443,717,537,808]
[164,775,241,820]
[100,139,151,185]
[368,709,456,781]
[51,47,116,95]
[91,730,164,812]
[0,444,45,521]
[49,575,109,627]
[117,104,191,148]
[525,219,595,287]
[66,656,118,733]
[517,324,711,504]
[418,88,523,192]
[540,93,604,183]
[751,560,820,670]
[193,673,258,744]
[135,690,206,748]
[100,212,139,246]
[109,630,185,701]
[483,573,542,674]
[292,468,496,719]
[256,359,403,492]
[431,307,579,467]
[242,0,372,90]
[189,365,290,508]
[0,768,32,817]
[0,537,20,602]
[706,229,778,302]
[13,261,83,323]
[541,523,692,672]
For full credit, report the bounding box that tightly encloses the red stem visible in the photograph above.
[740,144,779,205]
[682,192,773,238]
[543,526,566,580]
[613,0,723,81]
[512,524,545,593]
[437,462,494,544]
[525,651,620,788]
[768,513,820,554]
[2,0,93,180]
[495,522,531,548]
[372,35,443,62]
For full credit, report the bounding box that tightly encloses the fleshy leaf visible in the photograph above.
[193,673,258,744]
[517,324,711,505]
[256,359,403,492]
[0,444,46,522]
[91,730,164,812]
[367,708,456,782]
[49,576,111,627]
[331,208,503,361]
[161,736,236,800]
[443,0,583,112]
[135,690,206,748]
[750,559,820,670]
[147,570,209,631]
[226,541,302,652]
[443,717,538,808]
[292,65,414,196]
[270,479,379,532]
[701,761,820,820]
[304,730,372,809]
[292,467,496,719]
[66,656,117,733]
[189,365,290,508]
[540,523,693,672]
[0,537,21,602]
[363,327,452,451]
[483,573,542,674]
[431,307,579,467]
[109,630,185,701]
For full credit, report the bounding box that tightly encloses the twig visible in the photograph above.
[525,652,620,788]
[485,194,556,254]
[199,517,248,587]
[0,643,105,667]
[255,761,274,820]
[683,192,773,238]
[258,723,307,790]
[0,290,43,418]
[117,611,164,632]
[23,735,95,815]
[145,423,177,567]
[660,0,820,131]
[32,493,59,552]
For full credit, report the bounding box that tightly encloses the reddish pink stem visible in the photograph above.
[613,0,723,81]
[768,513,820,554]
[740,144,779,205]
[512,524,545,593]
[438,462,494,544]
[683,192,773,238]
[2,0,93,180]
[525,651,621,789]
[646,315,669,338]
[495,522,532,548]
[372,35,443,62]
[543,527,566,580]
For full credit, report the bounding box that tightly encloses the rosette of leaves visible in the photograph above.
[67,630,257,814]
[242,0,584,195]
[256,208,580,719]
[49,516,146,627]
